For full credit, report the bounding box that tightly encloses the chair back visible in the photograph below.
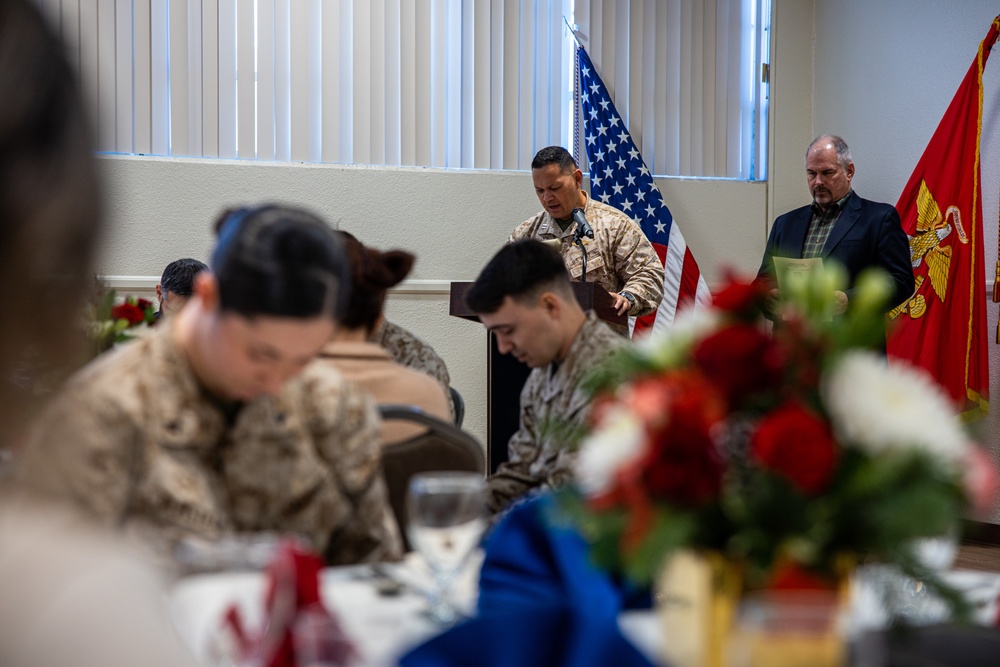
[378,404,485,550]
[448,386,465,427]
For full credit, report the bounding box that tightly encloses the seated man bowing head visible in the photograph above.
[466,240,626,514]
[15,205,402,566]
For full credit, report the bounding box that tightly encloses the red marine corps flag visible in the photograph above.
[887,17,1000,418]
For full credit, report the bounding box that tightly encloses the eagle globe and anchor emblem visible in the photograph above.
[889,179,969,320]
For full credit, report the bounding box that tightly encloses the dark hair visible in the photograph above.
[465,240,572,314]
[336,232,414,332]
[0,1,101,434]
[211,205,348,319]
[530,146,578,172]
[160,258,207,297]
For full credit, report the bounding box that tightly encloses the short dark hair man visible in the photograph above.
[466,240,625,513]
[509,146,665,337]
[156,258,207,319]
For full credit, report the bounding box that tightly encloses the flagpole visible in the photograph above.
[562,16,583,47]
[564,17,583,165]
[573,48,581,165]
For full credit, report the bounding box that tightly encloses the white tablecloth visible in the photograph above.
[169,558,1000,667]
[169,553,480,667]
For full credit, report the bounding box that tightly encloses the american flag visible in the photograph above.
[577,45,712,337]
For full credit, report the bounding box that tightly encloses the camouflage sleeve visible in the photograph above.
[613,219,665,317]
[312,383,403,564]
[16,388,137,528]
[409,347,454,422]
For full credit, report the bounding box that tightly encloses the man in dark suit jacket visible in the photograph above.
[758,135,914,319]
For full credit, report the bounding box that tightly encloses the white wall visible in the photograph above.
[813,0,1000,521]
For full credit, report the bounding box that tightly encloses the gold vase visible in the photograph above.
[657,552,852,667]
[728,589,846,667]
[656,550,743,667]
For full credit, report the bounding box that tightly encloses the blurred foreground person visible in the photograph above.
[17,205,402,565]
[0,2,201,666]
[320,233,450,445]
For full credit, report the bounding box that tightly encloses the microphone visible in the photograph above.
[571,208,595,240]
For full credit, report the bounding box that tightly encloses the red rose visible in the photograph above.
[110,302,145,325]
[712,274,769,317]
[640,371,727,506]
[693,323,783,406]
[136,298,154,311]
[750,401,837,494]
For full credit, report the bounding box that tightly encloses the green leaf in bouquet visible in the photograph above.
[864,484,964,549]
[620,507,697,585]
[549,489,631,574]
[581,346,661,396]
[839,449,918,499]
[538,414,589,453]
[587,513,631,573]
[779,261,848,323]
[825,269,895,352]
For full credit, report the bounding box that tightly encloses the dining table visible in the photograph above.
[172,551,540,667]
[169,552,1000,667]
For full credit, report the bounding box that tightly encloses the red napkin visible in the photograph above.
[221,540,357,667]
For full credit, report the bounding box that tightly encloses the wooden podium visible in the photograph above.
[449,281,626,473]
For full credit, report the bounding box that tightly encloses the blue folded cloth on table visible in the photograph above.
[398,494,655,667]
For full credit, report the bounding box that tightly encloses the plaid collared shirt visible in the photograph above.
[802,191,852,259]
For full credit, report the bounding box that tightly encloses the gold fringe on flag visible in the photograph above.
[994,21,1000,344]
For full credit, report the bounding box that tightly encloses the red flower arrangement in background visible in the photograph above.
[110,299,153,326]
[89,291,156,354]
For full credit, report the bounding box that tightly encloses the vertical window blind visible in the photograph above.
[574,0,769,178]
[35,0,768,178]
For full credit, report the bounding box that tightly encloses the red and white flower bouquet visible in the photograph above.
[89,289,157,355]
[565,266,996,601]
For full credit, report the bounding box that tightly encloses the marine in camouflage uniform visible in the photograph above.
[370,318,455,420]
[486,312,625,513]
[15,326,402,566]
[510,194,664,337]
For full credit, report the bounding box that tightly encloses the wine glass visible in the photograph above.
[897,528,959,623]
[406,471,486,625]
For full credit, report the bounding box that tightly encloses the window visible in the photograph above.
[573,0,770,179]
[37,0,769,178]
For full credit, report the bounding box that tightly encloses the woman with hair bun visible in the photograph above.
[16,205,402,566]
[319,233,451,445]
